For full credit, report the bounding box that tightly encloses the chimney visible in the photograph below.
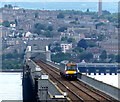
[98,0,102,17]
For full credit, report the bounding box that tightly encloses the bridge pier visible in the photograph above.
[22,65,36,102]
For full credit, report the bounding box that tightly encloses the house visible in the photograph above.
[60,42,72,53]
[25,31,32,37]
[99,39,118,55]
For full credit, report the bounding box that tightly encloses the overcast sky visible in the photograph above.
[1,0,119,2]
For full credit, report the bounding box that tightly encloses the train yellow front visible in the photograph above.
[60,62,78,80]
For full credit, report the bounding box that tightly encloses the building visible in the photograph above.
[99,39,118,55]
[60,42,72,53]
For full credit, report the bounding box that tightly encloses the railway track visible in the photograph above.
[34,60,118,102]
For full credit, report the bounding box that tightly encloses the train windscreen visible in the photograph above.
[67,65,77,71]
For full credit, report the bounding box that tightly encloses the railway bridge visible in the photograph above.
[78,63,120,75]
[22,46,120,101]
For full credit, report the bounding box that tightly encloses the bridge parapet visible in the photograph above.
[77,74,120,101]
[78,63,119,68]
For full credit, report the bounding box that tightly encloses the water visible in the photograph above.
[0,72,23,101]
[88,73,120,88]
[1,2,118,13]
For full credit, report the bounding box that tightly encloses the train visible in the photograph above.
[60,61,79,80]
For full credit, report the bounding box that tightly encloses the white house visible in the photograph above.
[60,42,72,53]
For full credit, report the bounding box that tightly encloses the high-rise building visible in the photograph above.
[98,0,102,17]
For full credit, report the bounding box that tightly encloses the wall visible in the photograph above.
[77,74,120,100]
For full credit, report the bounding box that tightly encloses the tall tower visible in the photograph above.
[98,0,102,17]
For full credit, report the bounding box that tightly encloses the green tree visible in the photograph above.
[47,25,53,31]
[8,4,13,8]
[57,13,65,18]
[34,23,46,30]
[87,41,97,47]
[77,39,88,50]
[86,8,89,12]
[4,5,8,8]
[61,37,68,41]
[58,27,67,32]
[100,50,107,60]
[95,22,105,29]
[108,54,116,63]
[2,21,10,27]
[44,31,53,37]
[108,54,115,59]
[75,17,78,21]
[4,4,13,8]
[51,47,61,52]
[34,23,46,34]
[98,35,106,41]
[15,19,18,26]
[115,55,120,63]
[67,38,75,43]
[35,12,39,18]
[72,47,83,53]
[18,34,22,38]
[69,21,77,24]
[51,52,71,63]
[102,10,111,15]
[79,53,93,62]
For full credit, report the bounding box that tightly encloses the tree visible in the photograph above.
[2,21,10,27]
[34,23,46,34]
[98,35,106,41]
[108,54,116,63]
[15,19,18,26]
[51,47,61,52]
[47,25,53,31]
[75,17,78,21]
[51,52,71,63]
[58,27,67,32]
[18,34,22,38]
[95,22,105,29]
[8,4,13,8]
[72,47,83,53]
[67,38,75,43]
[4,5,8,8]
[34,23,46,30]
[86,9,89,12]
[108,54,115,59]
[77,39,88,50]
[57,13,65,18]
[4,4,13,8]
[35,12,39,18]
[100,50,107,60]
[44,31,53,37]
[87,41,97,47]
[61,37,68,41]
[115,55,120,63]
[79,53,93,62]
[102,10,111,15]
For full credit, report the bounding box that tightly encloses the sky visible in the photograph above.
[0,0,120,2]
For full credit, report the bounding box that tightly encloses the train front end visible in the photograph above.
[64,63,78,79]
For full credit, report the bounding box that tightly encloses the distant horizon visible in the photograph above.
[1,2,118,13]
[0,0,119,2]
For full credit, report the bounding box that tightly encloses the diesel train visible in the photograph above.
[60,61,79,79]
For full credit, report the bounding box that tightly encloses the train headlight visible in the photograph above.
[65,71,68,74]
[74,72,77,74]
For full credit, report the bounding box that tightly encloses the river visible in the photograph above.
[87,73,120,89]
[0,72,23,101]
